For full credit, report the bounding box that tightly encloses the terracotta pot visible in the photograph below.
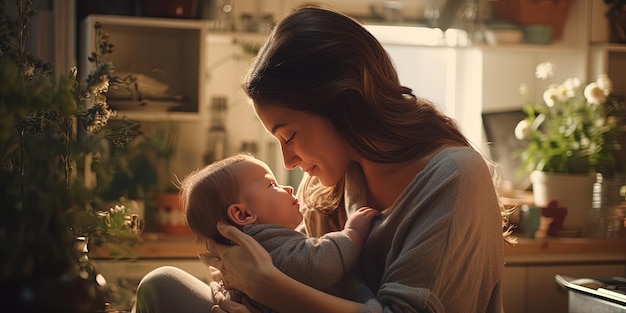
[153,192,190,235]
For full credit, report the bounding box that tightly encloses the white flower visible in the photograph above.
[535,62,554,80]
[530,113,545,131]
[596,74,612,96]
[89,75,110,94]
[69,67,78,80]
[555,84,569,101]
[580,136,590,148]
[584,82,607,105]
[515,120,530,140]
[85,102,116,133]
[563,78,581,98]
[23,64,35,78]
[543,86,559,107]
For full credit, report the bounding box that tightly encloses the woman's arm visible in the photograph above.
[206,222,365,313]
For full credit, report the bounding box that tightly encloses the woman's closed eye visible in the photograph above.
[285,133,295,144]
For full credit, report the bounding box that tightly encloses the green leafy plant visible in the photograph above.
[147,122,179,192]
[95,126,158,201]
[514,62,624,177]
[0,0,143,286]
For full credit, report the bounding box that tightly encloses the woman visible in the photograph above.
[134,5,513,313]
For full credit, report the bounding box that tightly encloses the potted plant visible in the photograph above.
[514,62,624,234]
[605,0,626,43]
[143,122,189,234]
[1,1,143,311]
[94,123,159,222]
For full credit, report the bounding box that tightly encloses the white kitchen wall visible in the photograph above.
[202,32,292,184]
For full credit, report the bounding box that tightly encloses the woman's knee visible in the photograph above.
[134,266,214,313]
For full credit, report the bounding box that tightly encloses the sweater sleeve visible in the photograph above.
[244,224,359,290]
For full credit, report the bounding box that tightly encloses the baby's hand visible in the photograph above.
[343,207,380,251]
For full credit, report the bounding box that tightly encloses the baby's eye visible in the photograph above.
[269,182,278,188]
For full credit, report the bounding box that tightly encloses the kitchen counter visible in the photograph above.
[91,232,626,263]
[91,232,198,259]
[504,237,626,265]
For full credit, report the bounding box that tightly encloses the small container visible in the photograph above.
[520,204,541,239]
[523,25,553,44]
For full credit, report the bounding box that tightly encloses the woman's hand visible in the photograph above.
[204,221,277,298]
[206,221,364,313]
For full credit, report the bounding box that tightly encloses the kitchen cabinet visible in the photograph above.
[588,0,626,96]
[79,14,294,188]
[502,238,626,313]
[590,44,626,95]
[79,14,208,121]
[504,264,625,313]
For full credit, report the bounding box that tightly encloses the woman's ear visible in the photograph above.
[226,203,257,226]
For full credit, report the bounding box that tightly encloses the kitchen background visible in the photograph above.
[23,0,624,197]
[22,0,625,233]
[13,1,626,312]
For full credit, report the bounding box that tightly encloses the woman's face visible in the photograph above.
[254,104,352,186]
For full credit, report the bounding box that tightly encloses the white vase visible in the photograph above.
[529,171,596,234]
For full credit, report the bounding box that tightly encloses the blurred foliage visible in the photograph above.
[0,0,144,283]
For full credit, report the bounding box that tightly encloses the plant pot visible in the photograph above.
[153,192,190,235]
[491,0,571,40]
[529,171,596,235]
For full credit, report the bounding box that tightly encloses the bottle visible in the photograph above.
[205,96,227,163]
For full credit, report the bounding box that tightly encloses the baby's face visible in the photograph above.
[236,159,303,229]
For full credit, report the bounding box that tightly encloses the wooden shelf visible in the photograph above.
[591,42,626,52]
[91,232,197,259]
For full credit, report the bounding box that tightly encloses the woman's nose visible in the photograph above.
[281,145,301,170]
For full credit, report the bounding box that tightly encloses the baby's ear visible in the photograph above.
[226,203,257,226]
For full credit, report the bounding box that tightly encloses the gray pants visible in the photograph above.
[132,266,215,313]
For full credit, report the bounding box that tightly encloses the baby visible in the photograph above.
[179,153,379,312]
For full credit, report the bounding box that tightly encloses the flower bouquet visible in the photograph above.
[515,62,623,177]
[514,62,624,233]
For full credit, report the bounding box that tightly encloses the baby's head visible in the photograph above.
[181,153,303,244]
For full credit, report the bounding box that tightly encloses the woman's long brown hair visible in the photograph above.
[243,5,515,244]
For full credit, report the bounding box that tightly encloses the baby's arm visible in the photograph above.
[341,207,380,252]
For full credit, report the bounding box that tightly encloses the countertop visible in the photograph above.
[91,232,626,265]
